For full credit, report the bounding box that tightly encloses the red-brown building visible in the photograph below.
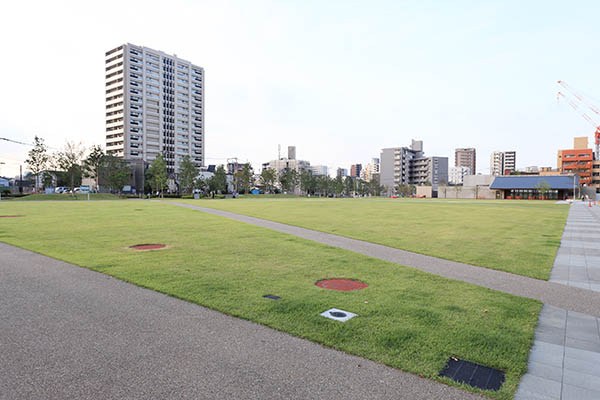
[557,141,593,185]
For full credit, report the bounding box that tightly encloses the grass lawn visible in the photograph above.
[7,193,120,201]
[171,198,569,280]
[1,200,539,399]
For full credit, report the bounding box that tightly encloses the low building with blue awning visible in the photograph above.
[490,175,578,200]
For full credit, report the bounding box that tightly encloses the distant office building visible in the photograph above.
[310,165,328,176]
[490,151,516,175]
[380,140,447,192]
[525,166,540,173]
[455,148,476,175]
[503,151,516,174]
[350,164,362,178]
[380,140,424,190]
[105,43,204,175]
[449,166,471,185]
[362,158,380,182]
[557,137,593,186]
[288,146,296,160]
[490,152,504,176]
[411,156,448,187]
[336,168,348,178]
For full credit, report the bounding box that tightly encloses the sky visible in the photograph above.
[1,0,600,178]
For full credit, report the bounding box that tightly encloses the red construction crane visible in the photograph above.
[557,80,600,158]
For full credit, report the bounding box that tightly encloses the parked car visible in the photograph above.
[55,187,68,194]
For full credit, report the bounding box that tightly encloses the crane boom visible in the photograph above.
[557,81,600,158]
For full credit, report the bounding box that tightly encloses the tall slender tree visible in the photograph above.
[83,145,105,191]
[178,155,197,194]
[25,136,49,192]
[147,154,168,197]
[260,168,277,193]
[55,141,85,196]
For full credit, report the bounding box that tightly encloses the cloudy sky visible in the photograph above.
[1,0,600,177]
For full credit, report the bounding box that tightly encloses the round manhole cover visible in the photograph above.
[315,279,368,291]
[129,244,166,251]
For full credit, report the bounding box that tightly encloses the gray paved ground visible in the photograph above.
[0,242,479,400]
[515,305,600,400]
[166,201,600,317]
[551,202,600,292]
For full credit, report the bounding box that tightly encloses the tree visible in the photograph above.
[300,169,315,195]
[147,154,168,197]
[535,180,551,199]
[260,168,277,193]
[212,165,228,193]
[55,141,85,196]
[279,168,298,193]
[25,136,49,192]
[194,175,207,193]
[100,155,130,194]
[334,175,344,196]
[83,145,105,191]
[240,163,254,194]
[455,185,462,199]
[344,176,354,196]
[178,155,197,194]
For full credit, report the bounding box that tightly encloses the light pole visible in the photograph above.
[0,162,4,201]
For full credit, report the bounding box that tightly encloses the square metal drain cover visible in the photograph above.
[262,294,281,300]
[440,358,504,391]
[320,308,357,322]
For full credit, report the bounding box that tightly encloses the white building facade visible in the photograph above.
[105,43,204,176]
[449,166,471,185]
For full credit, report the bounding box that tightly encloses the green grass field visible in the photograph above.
[171,198,569,280]
[0,200,540,399]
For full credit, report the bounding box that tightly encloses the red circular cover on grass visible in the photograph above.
[315,279,368,291]
[129,244,166,250]
[0,215,24,218]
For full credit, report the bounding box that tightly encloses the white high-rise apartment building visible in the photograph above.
[105,43,204,175]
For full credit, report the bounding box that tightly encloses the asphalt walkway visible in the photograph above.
[166,201,600,317]
[0,242,477,400]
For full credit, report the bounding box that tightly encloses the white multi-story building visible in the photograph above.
[490,151,516,176]
[449,166,471,185]
[105,43,204,176]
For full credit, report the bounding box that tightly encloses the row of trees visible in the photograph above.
[25,137,131,194]
[258,167,384,196]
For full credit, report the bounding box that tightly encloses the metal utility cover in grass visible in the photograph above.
[320,308,357,322]
[129,244,166,251]
[440,358,504,391]
[262,294,281,300]
[315,279,367,291]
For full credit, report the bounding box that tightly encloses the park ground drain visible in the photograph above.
[129,244,166,251]
[439,358,504,391]
[262,294,281,300]
[315,279,367,291]
[320,308,357,322]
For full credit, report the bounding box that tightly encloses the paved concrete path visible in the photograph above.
[551,202,600,292]
[0,242,478,400]
[166,201,600,317]
[515,305,600,400]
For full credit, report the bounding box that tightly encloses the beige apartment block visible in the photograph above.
[105,43,204,175]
